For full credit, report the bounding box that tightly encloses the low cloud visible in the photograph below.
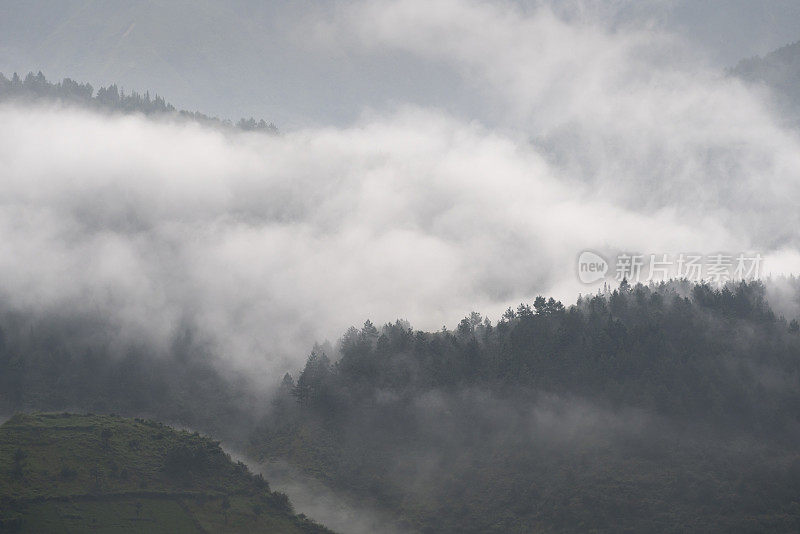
[1,1,799,379]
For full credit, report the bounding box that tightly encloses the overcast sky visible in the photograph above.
[1,0,799,126]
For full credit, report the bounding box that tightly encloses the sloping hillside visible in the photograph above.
[731,41,800,93]
[0,413,333,533]
[730,40,800,122]
[253,280,800,533]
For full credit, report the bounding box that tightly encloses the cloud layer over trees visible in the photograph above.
[1,0,799,376]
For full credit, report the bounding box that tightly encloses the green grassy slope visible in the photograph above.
[0,413,333,533]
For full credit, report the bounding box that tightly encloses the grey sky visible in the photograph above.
[1,0,798,127]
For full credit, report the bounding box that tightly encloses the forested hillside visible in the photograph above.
[252,280,800,533]
[2,274,800,532]
[0,71,277,132]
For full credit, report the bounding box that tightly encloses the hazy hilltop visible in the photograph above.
[0,413,334,533]
[0,0,410,126]
[3,0,800,126]
[0,70,278,132]
[0,0,287,122]
[731,41,800,120]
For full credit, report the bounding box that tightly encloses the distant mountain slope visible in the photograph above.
[0,71,278,132]
[0,413,334,533]
[731,41,800,92]
[730,40,800,120]
[0,1,266,119]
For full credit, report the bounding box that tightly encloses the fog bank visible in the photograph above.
[1,1,799,379]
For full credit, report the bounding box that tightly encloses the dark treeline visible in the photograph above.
[0,71,278,133]
[290,279,800,431]
[253,279,800,533]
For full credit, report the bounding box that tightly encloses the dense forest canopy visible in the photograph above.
[252,279,800,533]
[0,71,278,133]
[281,279,799,428]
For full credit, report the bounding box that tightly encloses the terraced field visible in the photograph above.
[0,413,333,533]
